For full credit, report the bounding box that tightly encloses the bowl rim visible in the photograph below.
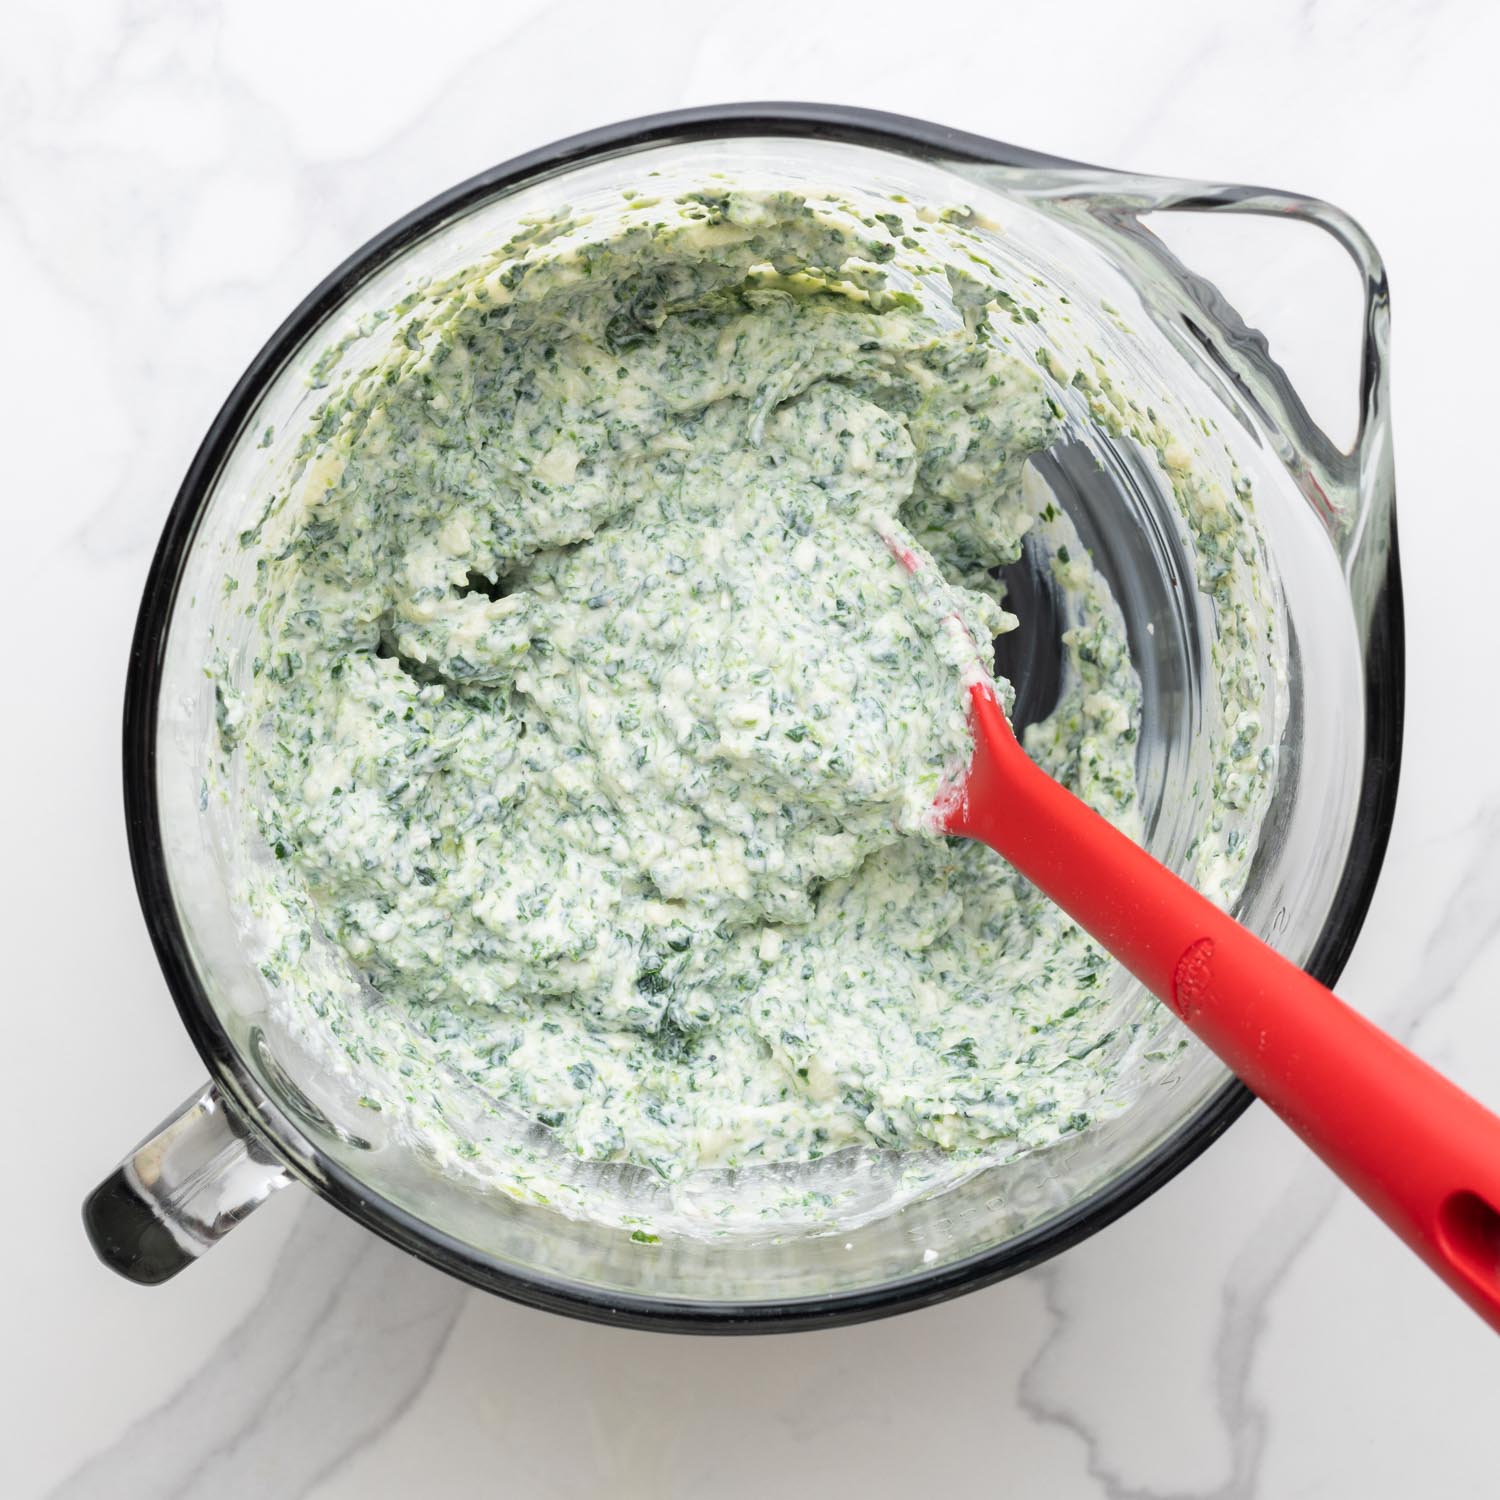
[121,101,1405,1333]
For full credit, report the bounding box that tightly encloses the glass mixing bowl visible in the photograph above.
[84,104,1401,1331]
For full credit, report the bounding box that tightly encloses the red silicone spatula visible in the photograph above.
[944,678,1500,1334]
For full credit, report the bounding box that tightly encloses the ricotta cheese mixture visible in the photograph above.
[224,186,1276,1217]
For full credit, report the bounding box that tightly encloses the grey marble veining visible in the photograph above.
[5,0,1499,1496]
[1017,808,1500,1500]
[52,1207,465,1500]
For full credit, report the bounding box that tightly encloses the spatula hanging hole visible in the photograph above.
[1438,1190,1500,1291]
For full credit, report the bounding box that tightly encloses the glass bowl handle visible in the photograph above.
[1120,188,1391,626]
[1111,188,1388,485]
[1111,185,1392,604]
[83,1083,291,1284]
[953,158,1396,631]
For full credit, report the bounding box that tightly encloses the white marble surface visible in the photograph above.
[4,1,1499,1494]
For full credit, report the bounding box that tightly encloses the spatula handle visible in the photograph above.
[946,683,1500,1333]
